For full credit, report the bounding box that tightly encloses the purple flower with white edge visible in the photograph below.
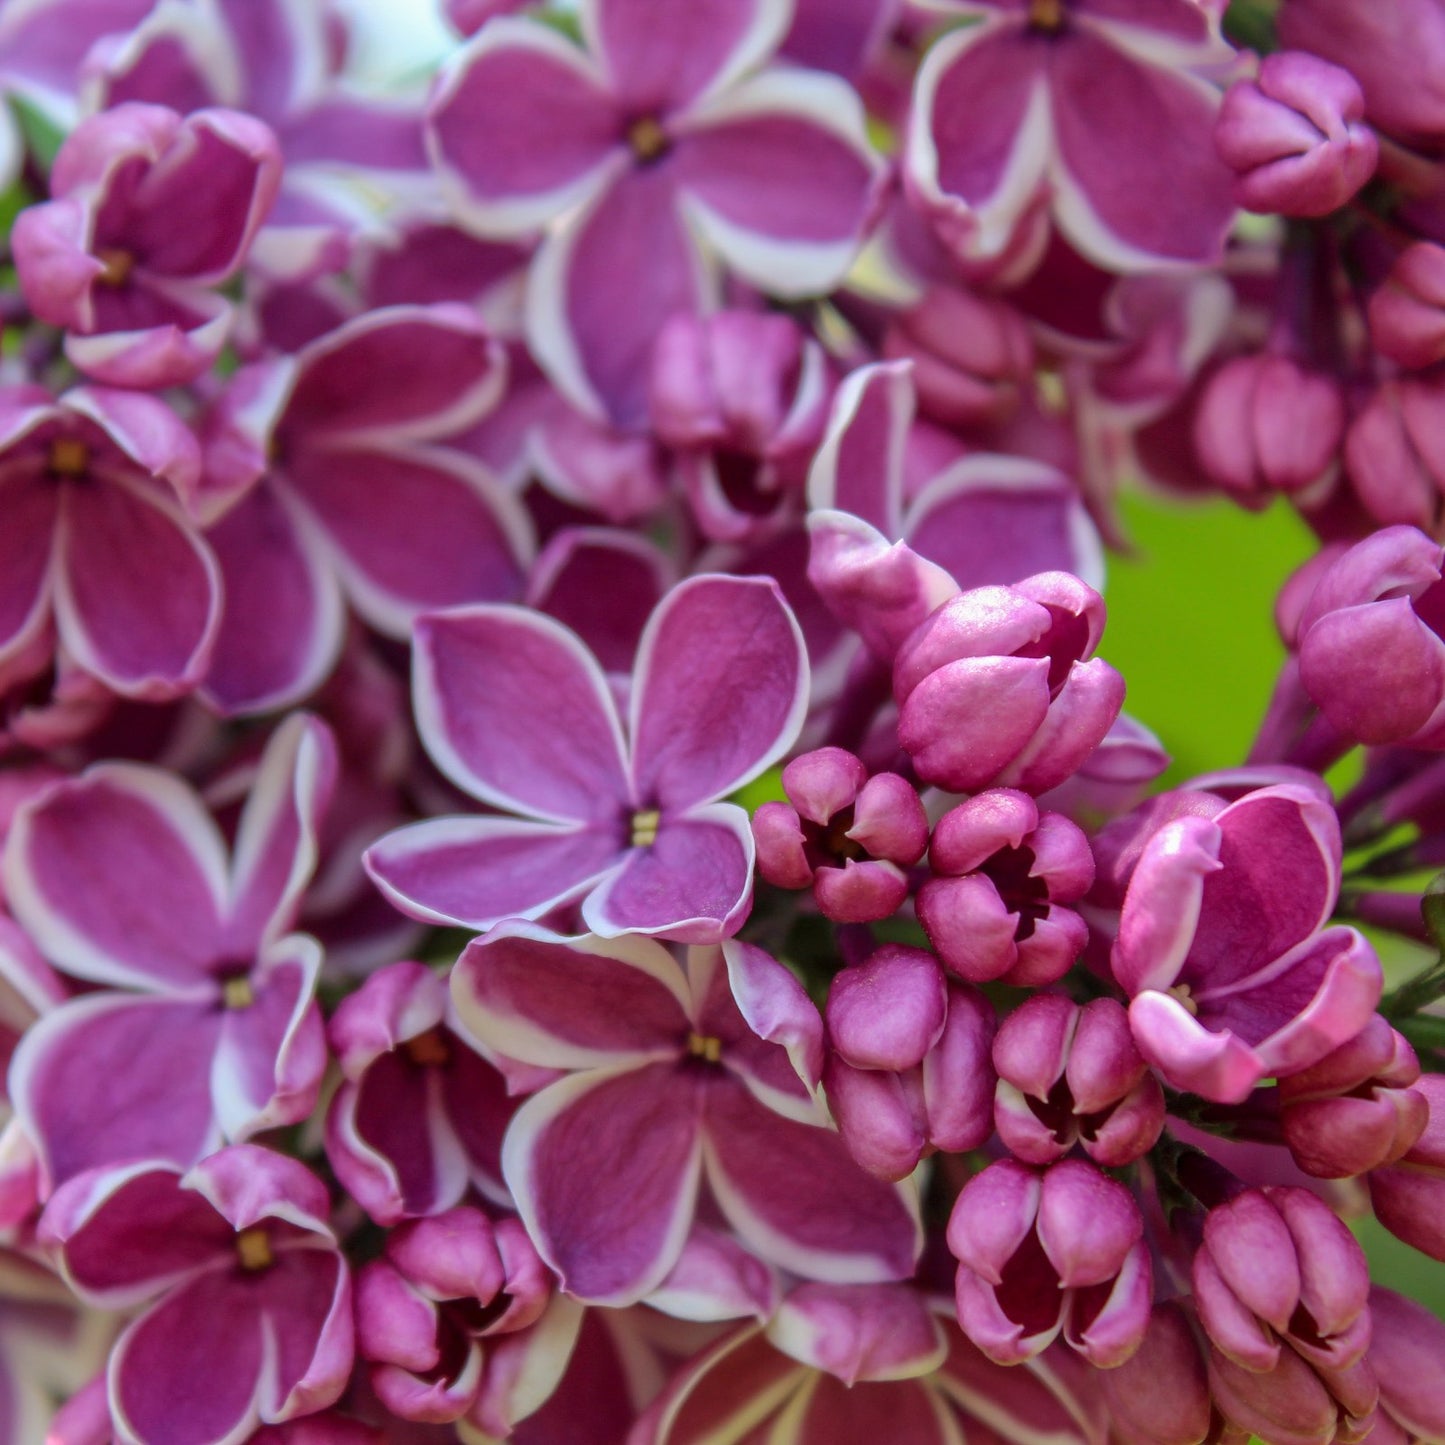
[822,945,996,1181]
[426,0,885,426]
[948,1156,1151,1368]
[752,747,928,924]
[0,385,217,702]
[199,304,530,716]
[12,102,281,388]
[449,924,921,1306]
[39,1146,352,1445]
[3,715,334,1190]
[366,574,807,944]
[917,789,1095,987]
[906,0,1237,272]
[1111,782,1383,1104]
[355,1206,581,1433]
[893,572,1126,797]
[1191,1185,1372,1377]
[992,995,1164,1167]
[324,961,516,1227]
[806,363,1104,663]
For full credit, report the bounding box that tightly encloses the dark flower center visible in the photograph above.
[627,116,671,164]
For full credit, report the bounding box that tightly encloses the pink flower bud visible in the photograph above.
[993,996,1164,1166]
[1193,355,1344,506]
[881,285,1033,426]
[1278,1016,1427,1177]
[1215,53,1377,217]
[827,946,947,1072]
[919,790,1094,986]
[1207,1341,1375,1445]
[1369,1073,1445,1261]
[752,748,928,923]
[1344,375,1445,531]
[1369,1285,1445,1444]
[1294,525,1445,748]
[948,1157,1150,1367]
[1099,1302,1221,1445]
[894,573,1124,796]
[1192,1186,1371,1376]
[1369,242,1445,370]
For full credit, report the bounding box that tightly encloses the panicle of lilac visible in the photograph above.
[752,746,928,924]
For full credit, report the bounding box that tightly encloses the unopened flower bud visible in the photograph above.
[1193,355,1343,506]
[752,748,928,923]
[894,573,1124,796]
[1344,375,1445,530]
[1369,1073,1445,1261]
[1369,242,1445,370]
[1215,52,1376,216]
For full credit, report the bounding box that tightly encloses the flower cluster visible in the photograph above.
[0,0,1442,1442]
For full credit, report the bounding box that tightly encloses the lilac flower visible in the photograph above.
[992,995,1164,1167]
[449,924,920,1305]
[324,961,514,1227]
[1098,1301,1217,1445]
[1215,52,1377,217]
[3,715,334,1188]
[906,0,1237,272]
[947,1156,1152,1368]
[1192,1186,1372,1376]
[822,945,996,1180]
[39,1147,352,1445]
[354,1207,579,1433]
[1368,1286,1445,1445]
[1111,782,1383,1103]
[631,1284,1099,1445]
[752,747,929,924]
[426,0,884,425]
[366,574,808,944]
[12,103,281,387]
[1369,1074,1445,1262]
[199,304,529,715]
[917,789,1095,986]
[0,386,217,701]
[1369,242,1445,371]
[1344,375,1445,532]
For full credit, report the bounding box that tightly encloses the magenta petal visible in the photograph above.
[529,167,709,429]
[365,815,623,930]
[806,362,911,535]
[428,19,621,236]
[6,766,228,988]
[582,804,755,945]
[413,606,628,823]
[54,475,220,698]
[630,575,808,809]
[15,994,222,1188]
[1127,991,1263,1104]
[282,444,530,639]
[503,1062,703,1305]
[200,482,345,716]
[0,475,58,685]
[676,72,881,295]
[1048,29,1235,268]
[703,1079,921,1283]
[211,939,325,1143]
[225,714,336,953]
[585,0,787,112]
[452,923,689,1070]
[254,1250,354,1424]
[110,1270,266,1445]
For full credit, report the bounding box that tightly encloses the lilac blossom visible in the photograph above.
[3,715,334,1188]
[1369,1074,1445,1262]
[1369,242,1445,371]
[365,574,808,943]
[449,924,920,1305]
[427,0,884,426]
[40,1147,352,1445]
[12,102,281,387]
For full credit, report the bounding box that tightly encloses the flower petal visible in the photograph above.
[806,361,910,536]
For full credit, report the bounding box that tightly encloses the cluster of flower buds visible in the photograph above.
[0,0,1439,1442]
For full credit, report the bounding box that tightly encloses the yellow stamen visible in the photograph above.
[626,116,669,163]
[1169,983,1199,1017]
[405,1030,450,1068]
[222,975,255,1010]
[1029,0,1066,29]
[47,438,90,477]
[96,248,134,286]
[235,1227,272,1271]
[687,1032,722,1064]
[630,809,661,848]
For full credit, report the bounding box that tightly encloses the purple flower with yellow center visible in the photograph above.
[426,0,885,427]
[365,574,808,945]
